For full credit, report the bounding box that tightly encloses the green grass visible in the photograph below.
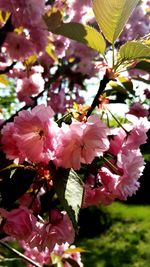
[78,202,150,267]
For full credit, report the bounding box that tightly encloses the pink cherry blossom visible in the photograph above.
[124,116,150,150]
[1,122,25,162]
[13,104,58,163]
[20,241,51,267]
[4,32,34,61]
[53,243,83,267]
[128,102,149,118]
[82,174,115,207]
[0,206,36,241]
[29,210,75,252]
[16,73,44,104]
[99,149,145,201]
[1,104,59,164]
[55,115,110,170]
[108,127,126,156]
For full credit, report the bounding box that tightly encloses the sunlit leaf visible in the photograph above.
[118,76,134,94]
[64,247,87,253]
[0,75,9,86]
[51,22,106,54]
[93,0,139,43]
[118,41,150,62]
[53,168,84,229]
[24,54,37,66]
[45,43,58,62]
[0,164,24,173]
[0,11,10,24]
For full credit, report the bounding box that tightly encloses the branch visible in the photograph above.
[0,241,42,267]
[86,71,110,117]
[0,60,78,130]
[0,16,14,49]
[0,62,16,75]
[0,69,60,130]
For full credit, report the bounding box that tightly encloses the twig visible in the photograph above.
[86,72,110,117]
[0,62,16,75]
[0,241,42,267]
[0,69,60,130]
[0,16,14,49]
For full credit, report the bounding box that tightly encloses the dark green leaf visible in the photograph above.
[53,168,84,229]
[133,61,150,74]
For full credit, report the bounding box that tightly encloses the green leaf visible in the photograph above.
[118,41,150,62]
[93,0,139,43]
[51,22,106,54]
[133,60,150,74]
[53,168,84,229]
[118,76,134,94]
[108,81,128,95]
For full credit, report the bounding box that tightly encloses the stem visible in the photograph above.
[112,44,115,69]
[0,241,42,267]
[56,112,72,126]
[102,156,120,175]
[107,108,129,135]
[86,72,110,117]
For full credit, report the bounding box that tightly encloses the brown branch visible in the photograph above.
[0,62,16,75]
[0,69,60,130]
[0,241,42,267]
[0,60,79,130]
[86,71,110,117]
[0,16,14,49]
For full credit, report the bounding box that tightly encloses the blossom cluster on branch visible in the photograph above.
[0,0,150,267]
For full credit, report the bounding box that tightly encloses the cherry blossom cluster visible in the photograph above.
[0,101,149,265]
[0,1,150,266]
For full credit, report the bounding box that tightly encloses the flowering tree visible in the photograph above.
[0,0,150,266]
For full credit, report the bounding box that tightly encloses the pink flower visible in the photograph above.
[1,122,25,162]
[18,193,41,213]
[4,32,34,61]
[83,184,115,207]
[82,174,115,207]
[81,115,110,163]
[20,241,51,267]
[0,207,36,241]
[53,243,83,267]
[48,89,66,114]
[125,116,150,150]
[108,127,126,156]
[16,73,44,104]
[55,115,110,170]
[29,210,75,252]
[13,104,58,163]
[1,104,59,164]
[0,0,45,28]
[128,102,149,118]
[99,149,145,201]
